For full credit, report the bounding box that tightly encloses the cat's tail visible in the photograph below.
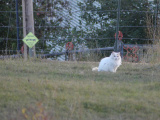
[92,67,98,71]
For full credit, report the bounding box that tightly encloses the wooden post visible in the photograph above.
[22,0,27,60]
[22,0,36,58]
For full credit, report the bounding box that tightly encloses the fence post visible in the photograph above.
[16,0,20,54]
[115,0,121,52]
[23,0,36,58]
[22,0,27,60]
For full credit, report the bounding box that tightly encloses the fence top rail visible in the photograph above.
[0,10,158,13]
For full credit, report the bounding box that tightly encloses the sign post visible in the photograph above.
[22,0,35,58]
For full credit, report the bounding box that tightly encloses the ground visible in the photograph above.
[0,59,160,120]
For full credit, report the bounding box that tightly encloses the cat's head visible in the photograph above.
[111,52,121,60]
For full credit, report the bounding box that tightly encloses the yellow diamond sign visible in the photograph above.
[23,32,39,48]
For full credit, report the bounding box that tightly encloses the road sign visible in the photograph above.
[22,32,39,48]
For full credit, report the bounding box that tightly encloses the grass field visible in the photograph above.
[0,59,160,120]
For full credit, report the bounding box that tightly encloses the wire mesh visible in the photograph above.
[0,0,160,62]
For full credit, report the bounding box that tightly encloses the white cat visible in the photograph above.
[92,52,122,73]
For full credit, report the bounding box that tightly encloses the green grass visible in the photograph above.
[0,59,160,120]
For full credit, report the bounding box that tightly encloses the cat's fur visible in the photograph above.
[92,52,122,73]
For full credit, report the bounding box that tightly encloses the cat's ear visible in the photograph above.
[111,51,115,55]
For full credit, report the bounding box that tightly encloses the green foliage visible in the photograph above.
[33,0,72,53]
[78,0,155,48]
[0,0,158,55]
[0,0,72,54]
[0,0,22,54]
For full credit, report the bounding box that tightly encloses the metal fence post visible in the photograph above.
[115,0,121,52]
[22,0,27,60]
[16,0,20,54]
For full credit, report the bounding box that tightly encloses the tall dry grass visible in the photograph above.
[144,13,160,63]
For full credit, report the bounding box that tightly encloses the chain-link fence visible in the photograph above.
[0,0,160,62]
